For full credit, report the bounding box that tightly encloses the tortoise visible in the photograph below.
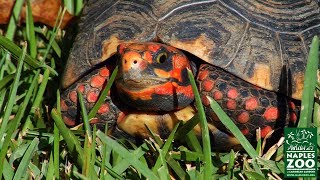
[60,0,320,150]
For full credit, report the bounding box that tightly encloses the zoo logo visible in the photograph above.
[284,128,317,177]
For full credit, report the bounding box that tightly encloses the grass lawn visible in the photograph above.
[0,1,319,179]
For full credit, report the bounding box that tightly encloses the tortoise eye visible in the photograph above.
[156,52,168,64]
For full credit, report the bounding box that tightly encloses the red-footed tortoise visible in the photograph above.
[60,0,320,150]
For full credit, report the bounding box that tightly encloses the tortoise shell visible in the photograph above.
[62,0,320,100]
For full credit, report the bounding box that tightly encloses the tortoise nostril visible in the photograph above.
[124,60,127,64]
[134,60,138,64]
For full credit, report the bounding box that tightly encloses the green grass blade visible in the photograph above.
[227,149,235,179]
[63,0,84,16]
[51,109,84,167]
[46,153,54,180]
[152,122,180,173]
[54,91,61,177]
[78,91,92,142]
[298,36,319,128]
[0,44,25,140]
[0,36,57,75]
[96,131,159,180]
[207,97,258,158]
[25,0,37,58]
[187,70,212,177]
[5,0,24,40]
[13,138,40,180]
[0,74,14,90]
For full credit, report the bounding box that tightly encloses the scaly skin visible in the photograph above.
[60,42,300,149]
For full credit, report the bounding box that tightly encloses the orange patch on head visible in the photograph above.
[226,100,237,110]
[154,82,174,96]
[263,107,279,121]
[202,80,215,92]
[245,97,259,111]
[148,44,161,52]
[154,68,171,79]
[227,88,238,99]
[174,84,194,99]
[260,126,273,138]
[143,51,153,63]
[90,75,105,88]
[237,111,250,124]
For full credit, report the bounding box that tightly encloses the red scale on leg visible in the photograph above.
[77,84,86,93]
[98,104,110,114]
[198,70,209,81]
[237,111,250,124]
[226,99,237,110]
[60,100,68,112]
[99,67,110,77]
[90,75,105,88]
[227,88,238,99]
[202,79,215,92]
[69,91,78,103]
[87,90,99,103]
[241,128,249,135]
[201,95,210,106]
[245,97,259,111]
[213,91,223,100]
[263,107,279,121]
[260,126,273,138]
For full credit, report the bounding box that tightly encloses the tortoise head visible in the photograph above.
[115,42,195,111]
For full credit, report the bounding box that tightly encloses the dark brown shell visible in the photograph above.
[62,0,320,100]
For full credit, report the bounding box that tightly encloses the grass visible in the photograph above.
[0,1,319,179]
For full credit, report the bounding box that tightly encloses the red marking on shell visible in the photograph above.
[87,91,99,103]
[99,67,110,77]
[263,107,279,121]
[227,88,238,99]
[237,111,250,124]
[226,100,237,110]
[198,70,209,81]
[290,112,297,123]
[288,101,296,110]
[202,80,214,92]
[90,75,105,88]
[241,128,249,135]
[63,116,75,126]
[260,126,273,138]
[213,91,223,100]
[77,84,85,93]
[60,100,68,111]
[69,91,77,103]
[245,97,258,111]
[98,104,110,114]
[201,95,210,106]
